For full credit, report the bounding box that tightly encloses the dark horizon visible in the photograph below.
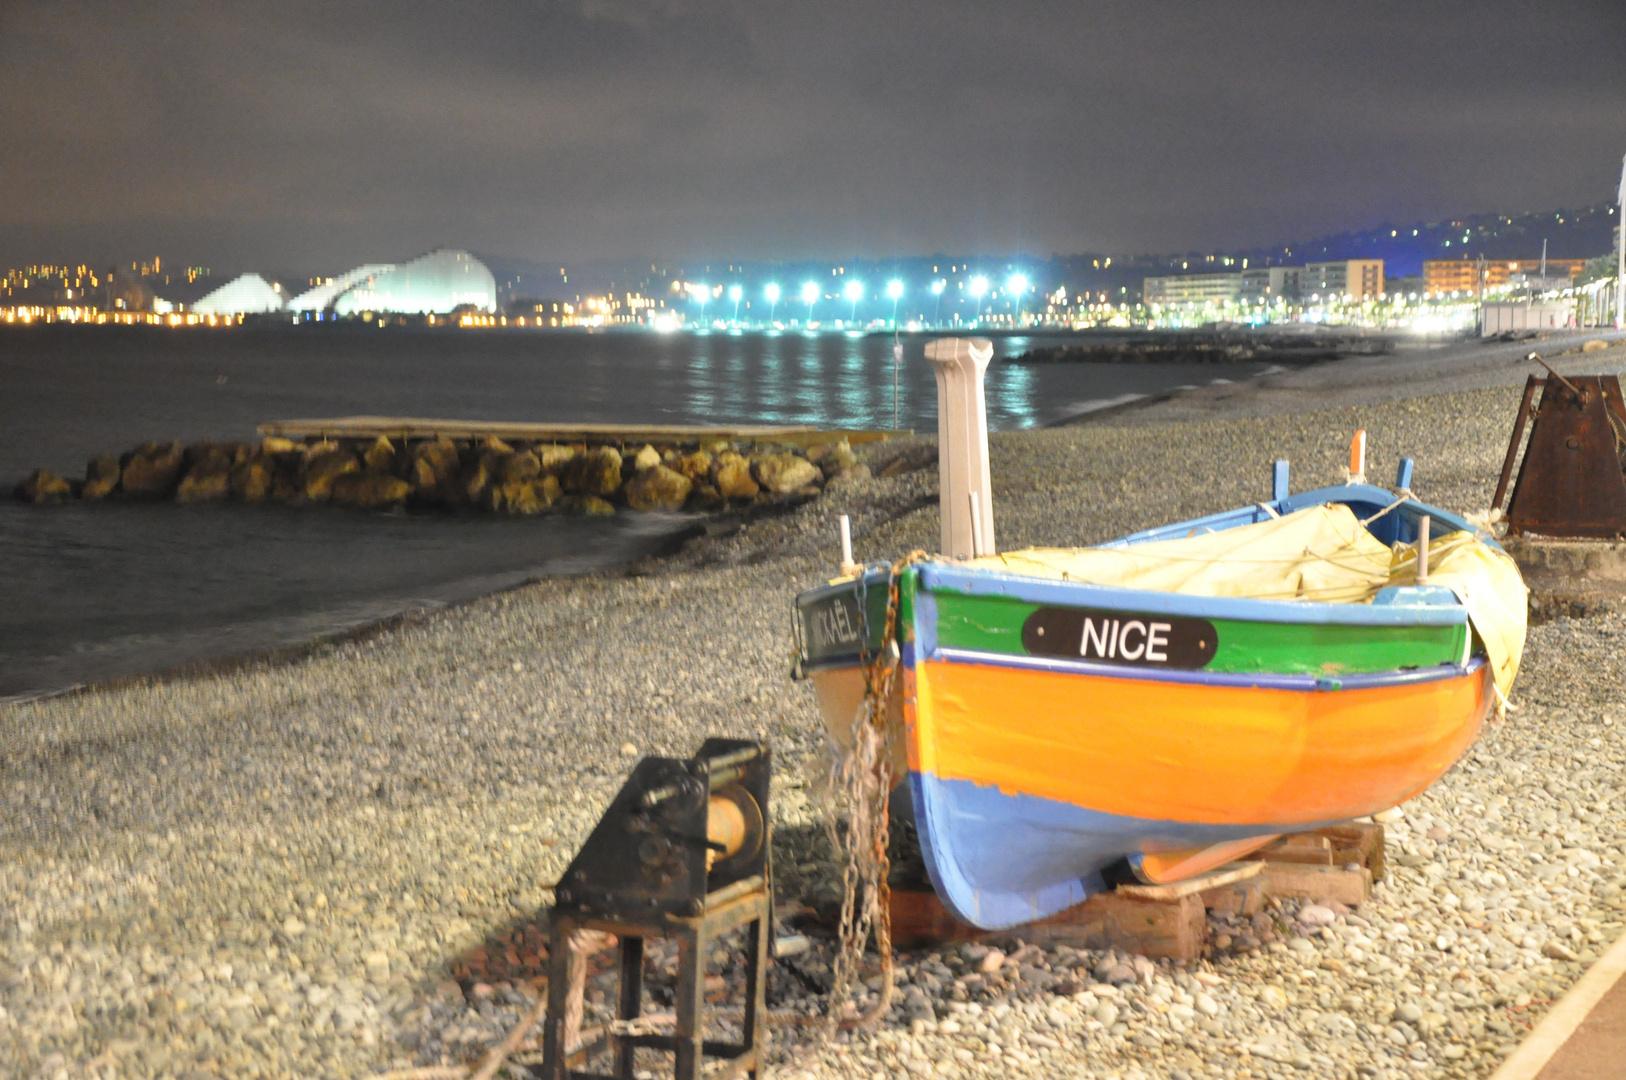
[2,1,1624,274]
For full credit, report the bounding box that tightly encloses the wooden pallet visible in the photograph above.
[888,823,1384,961]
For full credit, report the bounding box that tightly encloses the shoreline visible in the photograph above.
[5,360,1626,1077]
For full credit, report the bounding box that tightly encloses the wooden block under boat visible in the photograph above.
[1247,834,1334,866]
[1197,876,1266,917]
[1017,892,1205,961]
[1306,821,1386,882]
[1258,863,1373,907]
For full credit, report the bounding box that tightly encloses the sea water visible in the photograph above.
[0,324,1265,696]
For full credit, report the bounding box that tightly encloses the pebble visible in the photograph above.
[5,381,1626,1078]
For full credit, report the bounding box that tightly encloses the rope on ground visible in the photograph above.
[371,929,612,1080]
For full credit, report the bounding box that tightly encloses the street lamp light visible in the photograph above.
[1006,273,1029,327]
[843,279,863,324]
[969,275,989,325]
[728,284,743,325]
[885,279,904,326]
[691,283,710,327]
[930,279,946,326]
[764,283,781,324]
[800,281,820,326]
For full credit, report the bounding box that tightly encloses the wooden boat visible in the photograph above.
[794,468,1525,930]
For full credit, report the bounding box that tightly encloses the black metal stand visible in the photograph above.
[538,739,773,1080]
[541,876,771,1080]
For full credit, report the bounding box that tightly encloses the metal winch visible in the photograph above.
[540,738,772,1080]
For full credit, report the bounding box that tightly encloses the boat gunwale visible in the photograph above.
[924,644,1485,692]
[917,563,1469,627]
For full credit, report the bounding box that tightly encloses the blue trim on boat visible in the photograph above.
[1103,482,1503,554]
[926,646,1483,691]
[918,564,1468,626]
[909,771,1344,929]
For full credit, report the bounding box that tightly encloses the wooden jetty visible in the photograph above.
[258,416,904,448]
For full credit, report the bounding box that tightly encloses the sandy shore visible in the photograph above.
[6,338,1626,1079]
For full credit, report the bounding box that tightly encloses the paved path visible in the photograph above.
[1492,912,1626,1080]
[1070,328,1626,426]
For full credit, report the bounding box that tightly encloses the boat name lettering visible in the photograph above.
[801,593,866,661]
[1022,607,1215,669]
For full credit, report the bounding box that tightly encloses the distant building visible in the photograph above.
[1301,260,1384,300]
[287,250,497,316]
[1479,300,1575,335]
[1143,272,1243,306]
[192,273,284,316]
[1423,258,1588,298]
[1240,267,1300,303]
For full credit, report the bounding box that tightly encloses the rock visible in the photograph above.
[329,472,411,508]
[1394,1002,1423,1023]
[687,483,725,511]
[15,468,72,503]
[1426,825,1450,841]
[119,441,185,498]
[1373,807,1405,823]
[1259,985,1289,1011]
[260,436,298,453]
[632,444,662,472]
[1194,992,1219,1016]
[410,438,462,503]
[1298,905,1336,927]
[230,454,275,502]
[176,445,235,502]
[752,452,819,494]
[978,949,1006,974]
[561,447,623,497]
[355,436,392,473]
[672,450,712,481]
[462,452,497,503]
[81,453,120,500]
[535,444,575,472]
[1583,339,1608,353]
[624,465,692,512]
[712,452,760,499]
[302,448,360,501]
[479,434,514,454]
[1093,1002,1120,1027]
[489,475,559,514]
[1542,941,1579,962]
[558,494,615,516]
[816,439,859,477]
[500,451,541,483]
[826,463,872,488]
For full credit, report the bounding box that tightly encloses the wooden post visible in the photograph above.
[925,337,996,559]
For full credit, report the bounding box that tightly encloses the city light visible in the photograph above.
[1007,273,1029,296]
[930,279,946,295]
[843,279,864,322]
[886,279,904,300]
[930,279,946,325]
[727,284,743,323]
[764,283,781,323]
[968,275,989,298]
[801,281,820,324]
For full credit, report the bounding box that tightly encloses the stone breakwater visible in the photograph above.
[12,434,868,515]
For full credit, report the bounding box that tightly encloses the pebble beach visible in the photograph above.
[6,350,1626,1080]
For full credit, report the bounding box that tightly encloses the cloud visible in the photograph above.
[0,0,1622,270]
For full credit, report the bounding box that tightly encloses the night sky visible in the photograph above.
[2,1,1624,272]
